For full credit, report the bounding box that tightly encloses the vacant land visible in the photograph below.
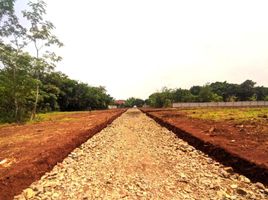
[0,109,125,200]
[141,107,268,184]
[14,109,267,199]
[182,107,268,123]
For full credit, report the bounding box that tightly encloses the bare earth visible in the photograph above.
[14,109,268,200]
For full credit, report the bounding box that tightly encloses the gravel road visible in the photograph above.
[14,109,268,200]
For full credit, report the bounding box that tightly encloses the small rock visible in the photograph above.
[32,185,43,192]
[211,185,221,190]
[255,182,265,190]
[180,173,187,179]
[219,169,230,178]
[243,177,251,183]
[263,189,268,195]
[23,188,35,199]
[224,167,234,173]
[0,158,7,165]
[52,192,60,198]
[236,188,247,196]
[238,175,250,183]
[230,184,238,189]
[209,127,215,133]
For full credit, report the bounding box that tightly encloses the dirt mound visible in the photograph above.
[141,108,268,186]
[0,109,126,200]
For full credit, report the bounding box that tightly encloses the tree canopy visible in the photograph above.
[125,97,144,108]
[146,80,268,108]
[0,0,114,122]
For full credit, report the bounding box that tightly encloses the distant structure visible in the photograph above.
[108,105,117,109]
[115,100,126,106]
[108,100,126,109]
[173,101,268,108]
[115,100,126,108]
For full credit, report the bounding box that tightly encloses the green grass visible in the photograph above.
[179,107,268,123]
[0,111,89,126]
[0,123,9,128]
[31,111,87,123]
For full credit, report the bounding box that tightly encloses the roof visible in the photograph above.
[114,100,125,105]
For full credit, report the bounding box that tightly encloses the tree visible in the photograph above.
[22,0,63,120]
[147,88,173,108]
[0,0,16,24]
[148,92,163,107]
[0,2,28,121]
[236,80,256,101]
[147,80,267,107]
[255,86,268,100]
[198,86,213,102]
[0,0,62,121]
[1,1,118,123]
[173,88,195,102]
[190,86,201,96]
[198,85,223,102]
[225,83,239,101]
[0,44,36,122]
[125,97,144,107]
[210,81,229,101]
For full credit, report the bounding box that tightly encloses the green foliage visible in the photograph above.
[0,0,15,22]
[173,88,195,102]
[0,45,36,122]
[39,72,113,111]
[189,86,201,96]
[147,88,173,108]
[254,86,268,101]
[125,97,144,107]
[0,0,114,123]
[148,92,165,108]
[21,0,63,120]
[237,80,256,101]
[147,80,268,108]
[198,85,223,102]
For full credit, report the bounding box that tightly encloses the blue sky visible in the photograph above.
[15,0,268,99]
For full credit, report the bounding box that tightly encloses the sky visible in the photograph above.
[15,0,268,100]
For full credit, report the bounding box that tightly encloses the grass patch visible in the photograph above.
[0,110,100,126]
[180,107,268,123]
[0,123,10,128]
[32,111,87,123]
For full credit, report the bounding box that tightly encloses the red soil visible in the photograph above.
[0,109,125,200]
[141,108,268,185]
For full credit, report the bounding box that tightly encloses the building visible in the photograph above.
[108,100,126,109]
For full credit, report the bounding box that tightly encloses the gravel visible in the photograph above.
[14,109,268,199]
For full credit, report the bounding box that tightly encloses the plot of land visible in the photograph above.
[141,107,268,184]
[0,109,125,200]
[1,108,268,199]
[13,109,268,200]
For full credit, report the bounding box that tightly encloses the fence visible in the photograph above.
[172,101,268,108]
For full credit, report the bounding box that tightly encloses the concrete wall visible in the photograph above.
[172,101,268,108]
[108,105,117,109]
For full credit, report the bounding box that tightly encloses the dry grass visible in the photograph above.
[179,107,268,123]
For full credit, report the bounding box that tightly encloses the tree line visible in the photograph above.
[146,80,268,108]
[0,0,113,122]
[124,97,144,108]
